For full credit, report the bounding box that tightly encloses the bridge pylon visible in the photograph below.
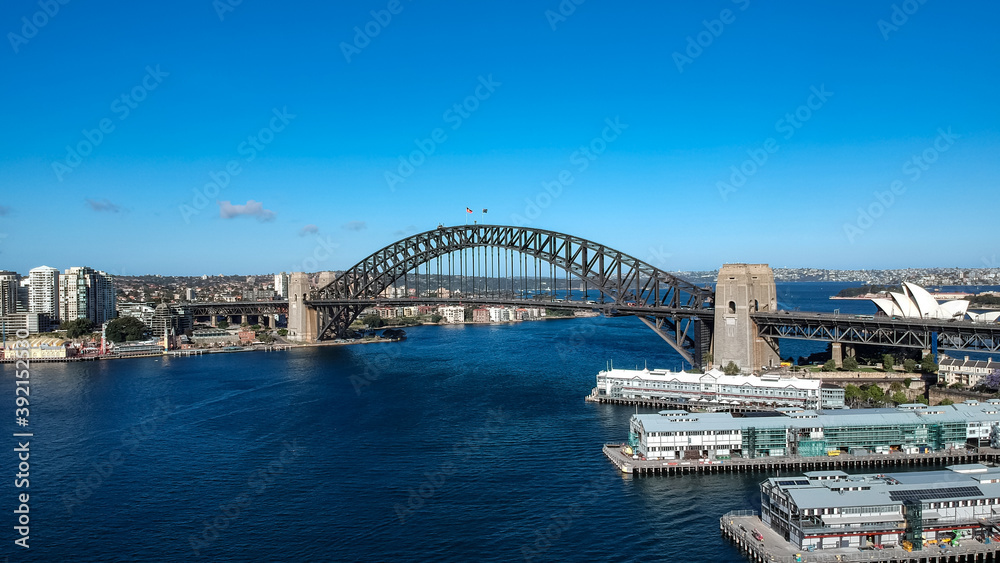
[287,272,318,342]
[713,264,780,373]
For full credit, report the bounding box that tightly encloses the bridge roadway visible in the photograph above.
[753,311,1000,353]
[304,296,715,321]
[184,300,1000,353]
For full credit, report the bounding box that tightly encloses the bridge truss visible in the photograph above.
[753,312,1000,354]
[305,225,714,365]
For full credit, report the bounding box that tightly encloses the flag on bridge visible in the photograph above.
[482,209,488,213]
[466,207,473,213]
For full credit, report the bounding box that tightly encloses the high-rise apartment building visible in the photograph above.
[0,271,19,316]
[28,266,59,319]
[59,267,116,324]
[274,272,289,299]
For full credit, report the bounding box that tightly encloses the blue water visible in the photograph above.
[1,282,992,562]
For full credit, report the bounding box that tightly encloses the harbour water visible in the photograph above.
[2,282,995,561]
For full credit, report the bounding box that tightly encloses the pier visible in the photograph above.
[602,444,1000,476]
[721,511,1000,563]
[585,390,775,413]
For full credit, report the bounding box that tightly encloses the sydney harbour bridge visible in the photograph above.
[189,224,1000,370]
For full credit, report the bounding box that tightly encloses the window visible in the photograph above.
[728,301,736,314]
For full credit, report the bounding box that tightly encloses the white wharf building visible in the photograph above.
[594,366,841,410]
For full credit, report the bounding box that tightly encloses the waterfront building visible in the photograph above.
[274,272,289,299]
[595,367,839,410]
[238,328,256,344]
[872,282,970,320]
[628,401,1000,461]
[29,266,60,318]
[472,308,489,323]
[488,307,512,323]
[190,328,238,346]
[150,304,193,337]
[119,303,156,326]
[0,312,57,336]
[939,355,1000,387]
[821,384,846,409]
[112,340,165,357]
[373,306,397,319]
[760,465,1000,551]
[439,306,466,324]
[59,267,116,324]
[2,337,74,359]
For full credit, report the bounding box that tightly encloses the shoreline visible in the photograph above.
[2,315,594,365]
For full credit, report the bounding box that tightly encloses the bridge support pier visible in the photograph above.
[713,264,780,373]
[832,342,843,368]
[288,272,317,342]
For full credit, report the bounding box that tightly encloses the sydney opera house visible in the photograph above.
[871,282,1000,323]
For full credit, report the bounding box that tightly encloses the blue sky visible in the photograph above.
[1,0,997,275]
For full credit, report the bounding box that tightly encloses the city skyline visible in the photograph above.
[1,1,998,275]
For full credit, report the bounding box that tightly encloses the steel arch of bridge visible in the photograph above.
[305,224,714,364]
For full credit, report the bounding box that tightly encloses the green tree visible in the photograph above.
[844,384,864,405]
[217,320,229,329]
[890,391,908,405]
[889,381,904,393]
[61,318,94,339]
[939,398,954,406]
[104,317,149,343]
[916,396,929,405]
[903,377,912,388]
[842,356,859,371]
[258,332,275,344]
[903,358,917,373]
[920,354,938,374]
[949,382,966,390]
[723,361,740,375]
[882,354,895,372]
[864,384,885,404]
[250,324,261,330]
[702,352,714,366]
[821,359,837,372]
[362,314,385,328]
[277,328,288,336]
[429,314,443,323]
